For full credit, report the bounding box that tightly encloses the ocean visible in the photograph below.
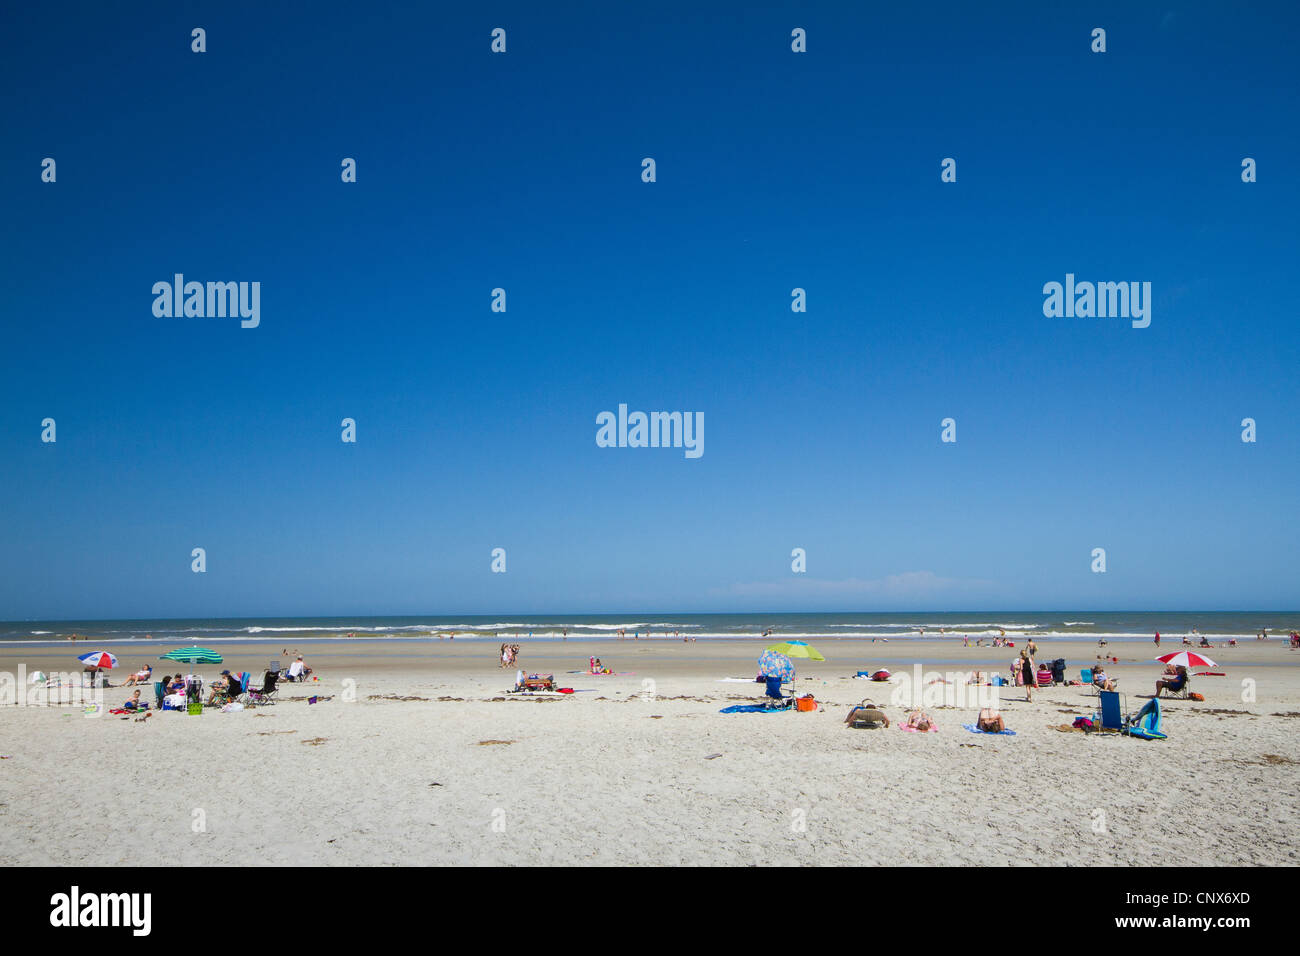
[1,611,1295,645]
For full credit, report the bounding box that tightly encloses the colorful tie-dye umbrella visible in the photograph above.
[757,649,795,682]
[76,651,118,669]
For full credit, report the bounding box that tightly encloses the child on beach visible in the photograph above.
[123,689,149,711]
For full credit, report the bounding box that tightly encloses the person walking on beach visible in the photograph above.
[1020,651,1035,702]
[1154,632,1160,647]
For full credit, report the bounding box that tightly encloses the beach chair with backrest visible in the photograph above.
[242,670,279,705]
[1159,666,1190,699]
[762,675,793,709]
[1081,667,1093,688]
[1096,690,1130,734]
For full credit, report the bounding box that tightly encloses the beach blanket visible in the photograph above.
[716,678,759,683]
[962,723,1017,736]
[898,722,937,733]
[719,705,784,714]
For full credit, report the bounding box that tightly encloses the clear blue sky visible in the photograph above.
[2,2,1297,619]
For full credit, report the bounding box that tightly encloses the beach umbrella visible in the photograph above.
[1156,650,1216,669]
[766,640,825,662]
[757,649,795,682]
[160,646,224,665]
[77,651,118,669]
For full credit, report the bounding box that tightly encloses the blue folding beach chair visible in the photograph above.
[1097,690,1129,734]
[762,675,793,710]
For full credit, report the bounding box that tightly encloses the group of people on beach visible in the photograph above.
[615,629,690,640]
[964,635,1012,648]
[499,644,521,667]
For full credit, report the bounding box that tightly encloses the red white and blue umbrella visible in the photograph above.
[77,651,118,669]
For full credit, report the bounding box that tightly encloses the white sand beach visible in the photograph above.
[1,638,1297,866]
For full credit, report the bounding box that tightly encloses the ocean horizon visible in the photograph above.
[4,611,1296,645]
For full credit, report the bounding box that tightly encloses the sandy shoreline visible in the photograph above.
[2,638,1297,866]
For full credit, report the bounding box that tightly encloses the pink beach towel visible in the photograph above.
[899,721,938,733]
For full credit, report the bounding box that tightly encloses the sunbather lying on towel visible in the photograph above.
[843,702,889,728]
[975,708,1005,733]
[903,709,935,732]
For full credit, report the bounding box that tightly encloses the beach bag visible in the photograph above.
[795,695,818,712]
[187,702,203,715]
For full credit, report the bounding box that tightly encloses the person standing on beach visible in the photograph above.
[1026,638,1038,660]
[1154,632,1160,647]
[1020,651,1035,702]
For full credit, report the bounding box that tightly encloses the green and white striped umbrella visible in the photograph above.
[160,646,224,665]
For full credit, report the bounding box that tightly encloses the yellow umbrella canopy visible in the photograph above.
[766,640,825,662]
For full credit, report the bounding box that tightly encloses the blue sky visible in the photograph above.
[1,1,1297,618]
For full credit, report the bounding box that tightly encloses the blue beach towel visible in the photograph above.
[720,705,784,714]
[962,723,1017,736]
